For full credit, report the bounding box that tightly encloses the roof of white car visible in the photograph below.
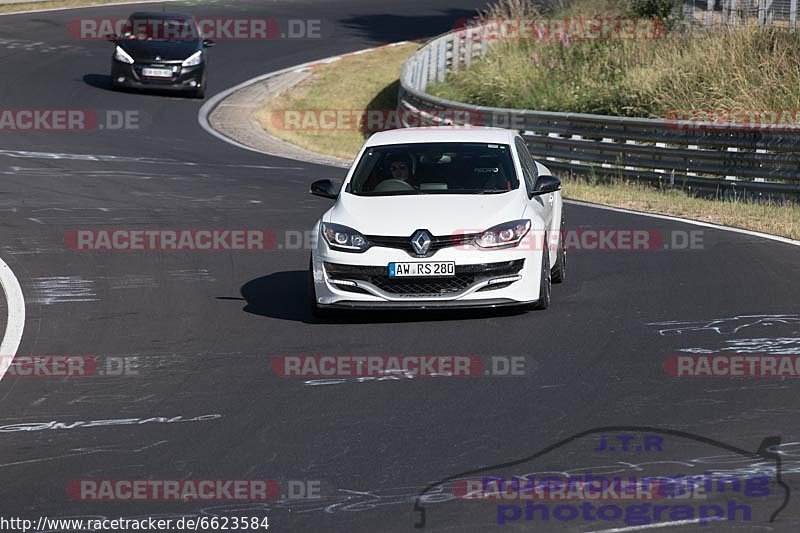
[364,127,516,147]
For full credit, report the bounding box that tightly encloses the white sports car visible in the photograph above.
[307,127,565,315]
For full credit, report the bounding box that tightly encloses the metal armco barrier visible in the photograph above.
[398,22,800,196]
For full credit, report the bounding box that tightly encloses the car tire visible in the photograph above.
[551,218,566,284]
[307,258,332,319]
[192,86,205,99]
[531,239,551,310]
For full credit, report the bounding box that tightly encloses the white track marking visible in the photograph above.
[0,256,25,382]
[565,199,800,247]
[197,42,409,158]
[587,517,722,532]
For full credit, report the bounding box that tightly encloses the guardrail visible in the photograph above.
[398,21,800,196]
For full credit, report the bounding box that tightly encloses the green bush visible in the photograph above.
[629,0,680,29]
[629,0,678,19]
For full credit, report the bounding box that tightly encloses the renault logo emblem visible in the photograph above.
[411,230,432,256]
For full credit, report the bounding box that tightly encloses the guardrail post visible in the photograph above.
[687,145,698,176]
[726,147,739,181]
[706,0,715,26]
[792,0,798,29]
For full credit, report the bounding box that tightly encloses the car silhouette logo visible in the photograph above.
[411,230,432,256]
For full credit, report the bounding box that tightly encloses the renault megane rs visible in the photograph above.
[308,127,565,316]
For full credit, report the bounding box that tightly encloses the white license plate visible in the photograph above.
[142,67,172,78]
[389,262,455,277]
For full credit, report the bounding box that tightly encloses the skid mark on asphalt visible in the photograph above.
[29,276,97,304]
[169,269,216,283]
[0,37,89,56]
[107,274,156,290]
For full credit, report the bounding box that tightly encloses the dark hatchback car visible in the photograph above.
[109,12,215,98]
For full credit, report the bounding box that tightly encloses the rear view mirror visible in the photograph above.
[310,179,339,200]
[531,175,561,196]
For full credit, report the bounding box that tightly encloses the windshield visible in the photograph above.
[348,142,519,196]
[120,17,200,41]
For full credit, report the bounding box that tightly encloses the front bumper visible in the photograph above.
[111,60,205,92]
[312,240,543,309]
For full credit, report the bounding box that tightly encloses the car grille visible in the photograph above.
[325,260,524,296]
[372,275,474,295]
[365,233,478,257]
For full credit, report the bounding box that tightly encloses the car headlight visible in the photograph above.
[182,50,203,67]
[475,219,531,249]
[321,223,370,252]
[114,46,134,64]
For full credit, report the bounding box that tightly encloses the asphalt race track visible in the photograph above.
[0,1,799,532]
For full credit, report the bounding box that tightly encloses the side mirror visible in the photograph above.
[202,39,216,48]
[530,175,561,196]
[310,179,339,200]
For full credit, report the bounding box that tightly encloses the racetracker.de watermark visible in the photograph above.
[665,355,800,378]
[0,110,142,131]
[2,356,139,378]
[269,108,546,131]
[68,18,330,40]
[65,229,278,251]
[452,18,667,41]
[67,479,322,501]
[271,355,527,378]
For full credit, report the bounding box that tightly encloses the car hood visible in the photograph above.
[328,192,526,236]
[118,39,200,62]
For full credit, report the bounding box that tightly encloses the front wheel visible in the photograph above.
[531,240,551,310]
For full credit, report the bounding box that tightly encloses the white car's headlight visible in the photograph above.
[114,46,134,64]
[321,223,370,252]
[475,219,531,249]
[182,50,203,67]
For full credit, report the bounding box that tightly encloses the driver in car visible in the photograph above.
[386,152,415,184]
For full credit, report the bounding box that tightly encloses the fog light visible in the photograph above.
[330,279,357,287]
[116,77,125,83]
[188,80,197,87]
[487,275,522,285]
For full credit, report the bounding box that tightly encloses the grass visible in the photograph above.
[253,11,799,241]
[563,177,800,240]
[256,42,419,160]
[429,1,800,117]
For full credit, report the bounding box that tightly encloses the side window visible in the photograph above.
[515,138,536,195]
